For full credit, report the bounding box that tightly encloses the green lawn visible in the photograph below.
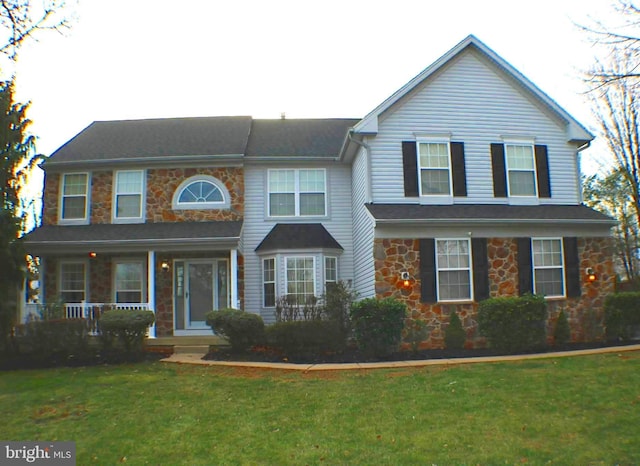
[1,352,639,465]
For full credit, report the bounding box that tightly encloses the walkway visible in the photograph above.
[161,343,640,372]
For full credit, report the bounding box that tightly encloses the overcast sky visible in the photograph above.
[9,0,621,172]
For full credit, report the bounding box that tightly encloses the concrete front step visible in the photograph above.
[173,345,210,355]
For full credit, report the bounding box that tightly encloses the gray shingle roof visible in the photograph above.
[45,116,359,165]
[24,221,243,253]
[246,119,359,157]
[255,223,344,252]
[365,204,615,223]
[47,116,253,164]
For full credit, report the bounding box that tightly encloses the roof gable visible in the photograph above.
[352,35,593,144]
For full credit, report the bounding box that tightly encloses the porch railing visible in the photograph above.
[22,302,150,335]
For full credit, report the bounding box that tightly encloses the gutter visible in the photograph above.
[373,217,617,226]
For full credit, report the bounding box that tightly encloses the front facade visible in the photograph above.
[25,36,615,346]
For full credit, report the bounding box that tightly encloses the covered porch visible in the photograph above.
[22,220,244,338]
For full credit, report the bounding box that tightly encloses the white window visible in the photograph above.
[114,170,144,221]
[114,261,145,303]
[60,173,89,222]
[59,262,86,303]
[418,142,452,196]
[505,143,537,197]
[532,238,565,297]
[436,239,472,301]
[324,256,337,291]
[285,256,316,305]
[172,175,230,210]
[268,169,326,217]
[263,258,276,308]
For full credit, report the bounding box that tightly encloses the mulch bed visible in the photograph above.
[203,340,639,365]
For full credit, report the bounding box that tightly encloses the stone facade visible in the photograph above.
[374,237,615,349]
[42,172,60,226]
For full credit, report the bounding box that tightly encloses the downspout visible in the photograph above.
[576,140,592,204]
[348,131,373,203]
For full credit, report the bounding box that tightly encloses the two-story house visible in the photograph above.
[24,35,615,347]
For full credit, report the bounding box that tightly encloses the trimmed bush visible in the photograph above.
[444,311,466,350]
[604,292,640,342]
[266,320,346,357]
[404,319,429,352]
[99,310,155,353]
[322,281,358,336]
[206,308,265,352]
[553,309,571,346]
[478,294,548,354]
[14,319,91,361]
[350,298,407,357]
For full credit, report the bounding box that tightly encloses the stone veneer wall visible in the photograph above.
[147,167,244,222]
[374,237,615,349]
[42,172,60,226]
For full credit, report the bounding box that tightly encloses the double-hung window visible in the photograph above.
[60,173,89,222]
[285,257,316,305]
[418,142,452,196]
[114,261,145,303]
[114,170,144,221]
[59,262,86,303]
[263,258,276,308]
[435,239,472,301]
[505,143,537,196]
[268,169,326,216]
[324,256,337,291]
[532,238,564,297]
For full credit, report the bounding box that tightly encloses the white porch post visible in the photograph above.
[230,249,239,309]
[147,250,156,338]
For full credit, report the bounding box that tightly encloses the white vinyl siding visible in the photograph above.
[351,146,375,298]
[60,173,89,223]
[367,49,580,205]
[532,238,565,298]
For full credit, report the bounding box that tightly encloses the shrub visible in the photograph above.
[99,310,155,353]
[604,292,640,342]
[322,281,358,336]
[206,308,265,352]
[275,295,324,322]
[404,319,429,352]
[478,294,548,354]
[266,320,346,358]
[13,319,91,362]
[444,311,466,350]
[350,298,407,357]
[553,309,571,346]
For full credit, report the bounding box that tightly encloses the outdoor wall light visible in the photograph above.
[586,267,597,282]
[400,271,411,288]
[88,251,97,259]
[161,261,170,272]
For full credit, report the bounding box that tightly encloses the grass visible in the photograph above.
[1,351,639,465]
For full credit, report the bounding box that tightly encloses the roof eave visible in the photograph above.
[372,217,616,226]
[43,154,245,170]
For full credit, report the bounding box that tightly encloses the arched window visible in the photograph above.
[172,175,230,210]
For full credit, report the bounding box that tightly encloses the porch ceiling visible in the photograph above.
[23,220,243,254]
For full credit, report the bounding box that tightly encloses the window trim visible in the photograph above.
[113,170,145,223]
[267,169,327,217]
[59,172,90,225]
[504,140,538,198]
[531,237,566,298]
[435,238,474,303]
[284,255,317,304]
[112,259,146,304]
[262,257,276,308]
[59,260,88,303]
[172,175,231,210]
[324,256,338,291]
[416,138,454,197]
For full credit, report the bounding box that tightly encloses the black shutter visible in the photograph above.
[420,239,437,303]
[451,142,467,197]
[535,145,551,198]
[472,238,489,301]
[517,237,533,295]
[491,143,507,197]
[402,141,419,197]
[564,237,581,297]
